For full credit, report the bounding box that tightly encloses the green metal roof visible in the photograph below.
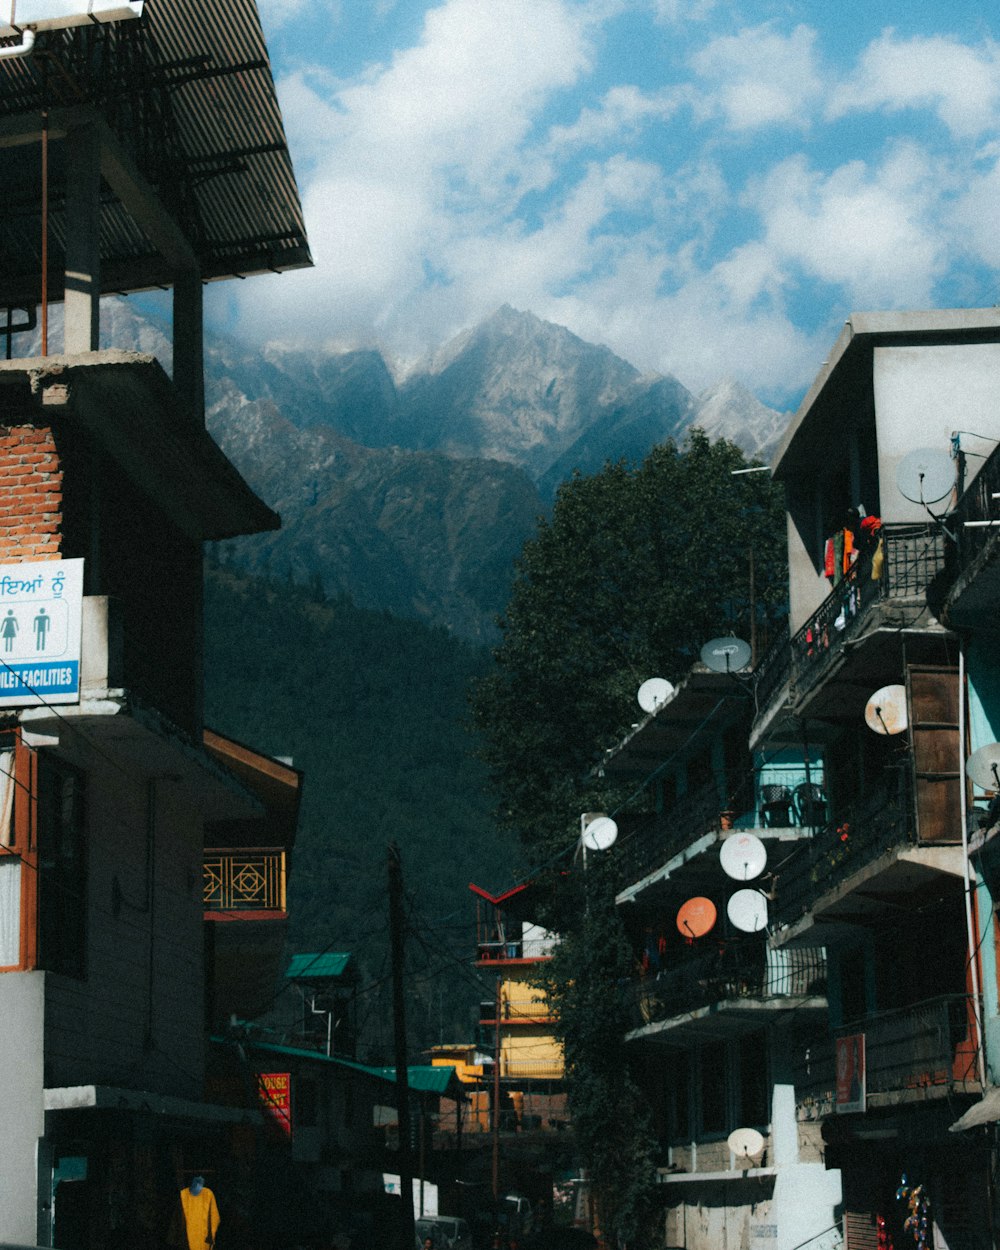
[212,1036,465,1101]
[285,952,353,981]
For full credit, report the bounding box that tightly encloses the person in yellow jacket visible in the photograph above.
[178,1176,220,1250]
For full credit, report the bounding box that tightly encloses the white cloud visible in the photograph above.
[829,31,1000,138]
[546,85,681,154]
[256,0,336,32]
[745,146,944,307]
[691,23,822,130]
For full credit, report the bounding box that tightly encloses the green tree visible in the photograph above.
[540,858,660,1247]
[473,432,788,1243]
[472,430,786,862]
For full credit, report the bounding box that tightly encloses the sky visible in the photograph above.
[211,0,1000,406]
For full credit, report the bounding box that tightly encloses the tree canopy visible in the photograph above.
[472,430,788,863]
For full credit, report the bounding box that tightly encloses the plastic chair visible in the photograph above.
[793,782,827,827]
[759,784,793,827]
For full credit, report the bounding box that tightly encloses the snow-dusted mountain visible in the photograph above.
[76,299,791,639]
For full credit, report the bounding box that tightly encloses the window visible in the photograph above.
[699,1041,727,1135]
[37,753,86,978]
[738,1031,769,1126]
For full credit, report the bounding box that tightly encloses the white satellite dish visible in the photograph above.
[637,677,675,714]
[864,684,908,736]
[700,636,752,674]
[727,888,768,933]
[728,1126,765,1162]
[966,743,1000,792]
[582,815,618,852]
[896,447,955,507]
[720,833,767,881]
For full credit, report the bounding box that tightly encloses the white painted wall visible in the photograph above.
[0,971,46,1244]
[873,344,1000,523]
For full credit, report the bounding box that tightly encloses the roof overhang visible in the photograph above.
[772,309,1000,484]
[0,0,311,306]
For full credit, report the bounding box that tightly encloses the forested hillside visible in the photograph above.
[202,560,515,1054]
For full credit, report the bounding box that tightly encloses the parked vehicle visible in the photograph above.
[415,1214,474,1250]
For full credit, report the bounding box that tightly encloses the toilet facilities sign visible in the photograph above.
[0,559,83,707]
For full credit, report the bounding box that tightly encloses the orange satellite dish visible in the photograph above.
[676,897,717,939]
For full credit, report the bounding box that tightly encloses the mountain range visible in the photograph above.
[98,300,790,641]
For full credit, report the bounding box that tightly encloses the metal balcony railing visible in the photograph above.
[772,767,913,927]
[795,994,980,1109]
[787,524,948,705]
[616,764,824,889]
[952,439,1000,568]
[751,526,949,736]
[630,945,827,1030]
[500,1056,563,1079]
[203,848,286,913]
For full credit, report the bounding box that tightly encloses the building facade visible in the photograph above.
[0,2,311,1244]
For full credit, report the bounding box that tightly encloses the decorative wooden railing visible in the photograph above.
[203,848,286,913]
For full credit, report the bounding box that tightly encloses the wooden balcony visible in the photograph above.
[203,847,286,920]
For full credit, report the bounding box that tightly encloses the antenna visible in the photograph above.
[637,677,675,714]
[727,888,768,933]
[700,636,752,675]
[864,684,908,736]
[728,1127,765,1163]
[896,447,957,539]
[720,832,767,881]
[966,743,1000,792]
[676,897,717,940]
[581,815,618,852]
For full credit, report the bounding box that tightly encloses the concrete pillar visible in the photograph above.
[64,124,102,354]
[173,271,204,424]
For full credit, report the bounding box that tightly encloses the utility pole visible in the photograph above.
[388,842,415,1250]
[492,975,501,1204]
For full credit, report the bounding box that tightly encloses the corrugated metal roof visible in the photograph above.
[0,0,311,306]
[285,952,353,981]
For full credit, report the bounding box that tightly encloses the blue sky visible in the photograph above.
[215,0,1000,406]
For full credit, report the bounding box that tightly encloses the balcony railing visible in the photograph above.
[795,994,980,1112]
[629,945,827,1030]
[750,525,949,737]
[616,764,823,890]
[204,848,286,913]
[787,524,948,706]
[952,439,1000,568]
[500,1056,563,1079]
[773,768,913,927]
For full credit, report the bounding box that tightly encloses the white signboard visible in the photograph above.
[0,1,142,36]
[0,559,83,707]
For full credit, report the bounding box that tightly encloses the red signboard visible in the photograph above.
[835,1034,865,1114]
[258,1072,292,1137]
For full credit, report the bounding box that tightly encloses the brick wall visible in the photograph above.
[0,424,62,563]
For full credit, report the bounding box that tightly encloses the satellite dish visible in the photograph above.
[676,896,717,939]
[727,888,768,933]
[896,448,955,506]
[700,636,752,674]
[864,684,908,735]
[720,833,767,881]
[637,677,675,714]
[966,743,1000,791]
[728,1126,766,1162]
[582,815,618,851]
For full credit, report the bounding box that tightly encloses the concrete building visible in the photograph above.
[607,310,1000,1250]
[0,2,311,1245]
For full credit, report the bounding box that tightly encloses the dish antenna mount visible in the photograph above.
[637,677,675,714]
[896,447,957,539]
[966,743,1000,792]
[864,684,908,736]
[700,636,752,678]
[720,832,767,881]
